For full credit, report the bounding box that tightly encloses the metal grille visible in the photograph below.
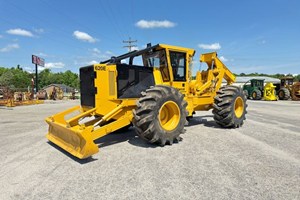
[80,66,96,107]
[109,71,115,96]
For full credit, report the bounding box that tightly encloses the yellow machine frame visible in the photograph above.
[46,44,239,159]
[263,83,277,101]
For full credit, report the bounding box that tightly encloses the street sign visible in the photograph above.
[32,55,45,93]
[32,55,45,67]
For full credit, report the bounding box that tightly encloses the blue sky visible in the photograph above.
[0,0,299,75]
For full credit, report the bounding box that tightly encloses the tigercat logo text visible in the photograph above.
[95,66,106,71]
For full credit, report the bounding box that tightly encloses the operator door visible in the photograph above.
[169,51,187,94]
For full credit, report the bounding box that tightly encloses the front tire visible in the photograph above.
[213,85,247,128]
[278,88,290,100]
[251,89,262,100]
[133,85,187,146]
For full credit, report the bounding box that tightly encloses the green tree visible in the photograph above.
[38,69,79,89]
[39,68,53,89]
[1,67,80,90]
[0,67,8,77]
[0,70,14,87]
[11,68,31,89]
[0,68,31,89]
[62,70,79,88]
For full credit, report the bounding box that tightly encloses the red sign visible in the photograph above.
[32,55,45,67]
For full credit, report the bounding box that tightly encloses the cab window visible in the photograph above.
[170,51,186,81]
[143,50,170,81]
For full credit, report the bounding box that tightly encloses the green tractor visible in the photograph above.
[243,79,264,100]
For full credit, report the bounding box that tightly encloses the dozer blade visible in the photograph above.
[45,106,99,159]
[46,121,99,159]
[46,102,134,159]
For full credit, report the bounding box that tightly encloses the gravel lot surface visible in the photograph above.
[0,100,299,200]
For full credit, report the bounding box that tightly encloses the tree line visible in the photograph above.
[0,66,79,91]
[237,72,300,81]
[0,66,299,91]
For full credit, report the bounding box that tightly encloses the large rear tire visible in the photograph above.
[213,85,247,128]
[133,85,187,146]
[278,88,290,100]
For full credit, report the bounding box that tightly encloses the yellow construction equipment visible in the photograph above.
[46,44,247,159]
[291,82,300,100]
[276,77,300,101]
[0,87,43,107]
[263,82,277,101]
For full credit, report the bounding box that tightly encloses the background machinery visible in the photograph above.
[243,79,264,100]
[243,79,277,101]
[291,82,300,100]
[263,82,277,101]
[276,77,300,101]
[46,44,247,159]
[0,86,43,107]
[277,77,293,100]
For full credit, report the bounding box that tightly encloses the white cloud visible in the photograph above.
[73,30,97,43]
[135,20,176,29]
[45,62,65,69]
[36,52,48,57]
[74,49,115,66]
[98,55,110,60]
[192,60,200,65]
[92,48,100,54]
[0,43,20,52]
[131,46,139,51]
[219,56,228,62]
[89,48,114,60]
[74,60,100,66]
[90,48,102,58]
[88,60,98,65]
[198,43,221,50]
[6,28,34,37]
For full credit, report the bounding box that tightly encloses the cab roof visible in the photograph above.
[101,43,195,64]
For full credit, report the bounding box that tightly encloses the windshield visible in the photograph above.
[143,50,170,81]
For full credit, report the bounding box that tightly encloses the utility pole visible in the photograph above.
[123,37,137,52]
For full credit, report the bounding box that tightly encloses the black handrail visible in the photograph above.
[100,44,159,64]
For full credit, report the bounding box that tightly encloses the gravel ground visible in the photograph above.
[0,99,299,200]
